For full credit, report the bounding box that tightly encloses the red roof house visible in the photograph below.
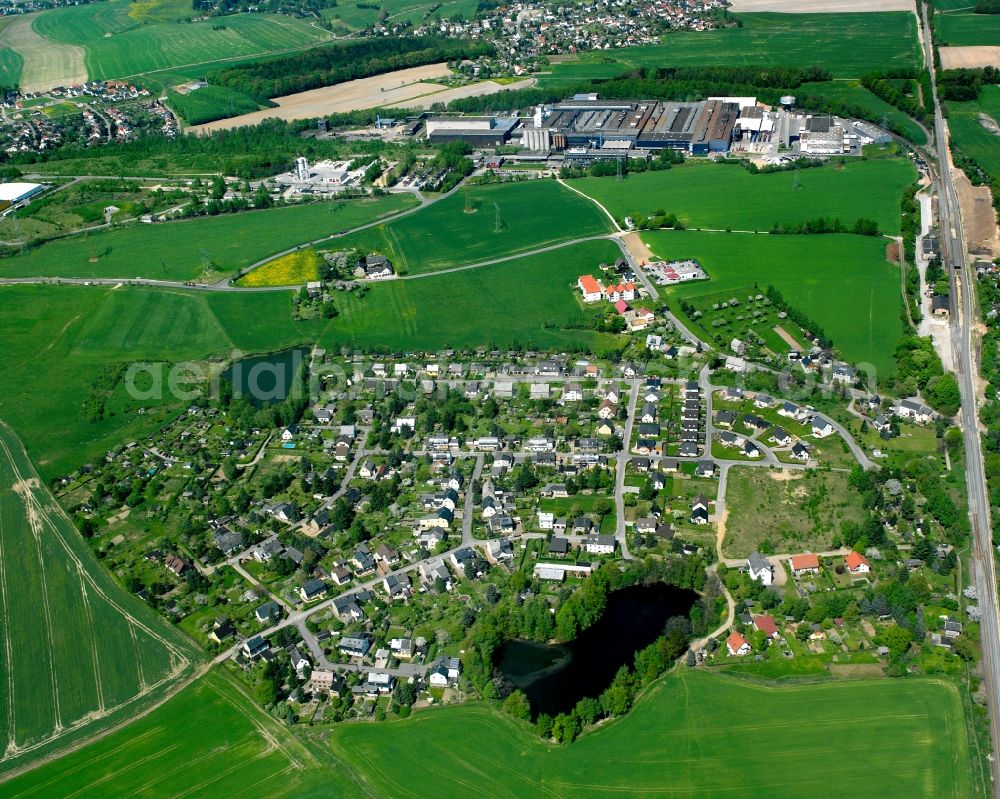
[845,551,871,573]
[789,553,820,575]
[752,614,779,639]
[726,630,750,656]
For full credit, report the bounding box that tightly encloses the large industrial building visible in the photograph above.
[425,116,518,146]
[426,93,886,160]
[525,94,742,156]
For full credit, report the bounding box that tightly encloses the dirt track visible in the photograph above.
[727,0,912,10]
[940,46,1000,69]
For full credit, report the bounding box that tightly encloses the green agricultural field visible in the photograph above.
[326,180,613,275]
[643,230,904,376]
[722,467,866,558]
[0,419,199,775]
[0,285,237,480]
[573,158,915,235]
[330,668,970,799]
[32,0,331,81]
[936,12,1000,47]
[948,85,1000,184]
[167,84,267,126]
[3,671,348,797]
[545,12,920,81]
[0,195,417,281]
[317,239,627,351]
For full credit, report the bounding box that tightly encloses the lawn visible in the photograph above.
[33,0,331,80]
[3,671,347,797]
[722,467,866,558]
[643,230,904,376]
[317,239,627,351]
[0,420,199,775]
[573,158,915,235]
[0,195,417,281]
[329,668,971,799]
[545,12,920,80]
[326,180,614,275]
[936,12,1000,47]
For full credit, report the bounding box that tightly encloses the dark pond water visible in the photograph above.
[222,348,309,408]
[496,583,697,718]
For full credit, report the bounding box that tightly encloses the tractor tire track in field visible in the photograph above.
[0,486,17,757]
[73,563,105,715]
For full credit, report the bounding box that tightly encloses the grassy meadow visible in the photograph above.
[0,195,417,281]
[325,180,614,275]
[573,158,915,235]
[329,668,971,799]
[947,85,1000,186]
[0,420,199,775]
[32,0,331,80]
[722,467,865,558]
[0,285,246,479]
[318,239,626,351]
[643,230,904,376]
[936,12,1000,47]
[544,12,920,81]
[3,671,347,797]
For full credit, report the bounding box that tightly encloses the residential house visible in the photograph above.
[752,615,779,639]
[299,579,328,602]
[845,551,871,574]
[726,631,751,656]
[747,551,773,586]
[789,553,820,577]
[584,534,616,555]
[811,416,834,438]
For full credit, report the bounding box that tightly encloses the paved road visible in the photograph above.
[921,5,1000,792]
[614,382,640,559]
[462,455,484,545]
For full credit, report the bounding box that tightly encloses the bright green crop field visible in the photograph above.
[0,195,417,281]
[324,180,614,275]
[643,230,903,376]
[3,671,347,797]
[329,669,970,799]
[573,158,915,235]
[544,12,920,81]
[0,420,199,776]
[32,0,331,80]
[936,12,1000,47]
